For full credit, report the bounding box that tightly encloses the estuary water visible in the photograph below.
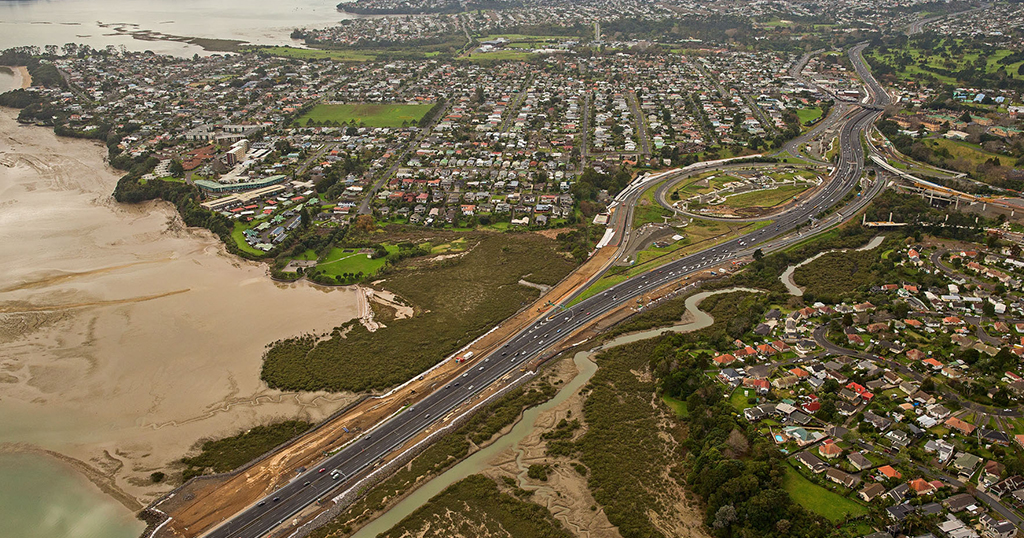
[0,105,361,531]
[0,67,20,92]
[0,452,144,538]
[0,0,357,56]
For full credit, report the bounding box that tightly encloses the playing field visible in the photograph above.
[247,46,376,62]
[796,107,822,124]
[295,103,434,128]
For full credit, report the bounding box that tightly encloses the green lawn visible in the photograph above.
[662,395,689,418]
[783,465,868,522]
[868,43,1024,84]
[796,107,823,125]
[570,217,771,305]
[459,50,536,62]
[729,388,754,412]
[316,245,397,278]
[291,249,317,261]
[231,222,266,256]
[1005,417,1024,434]
[722,185,808,209]
[632,184,675,227]
[246,46,376,62]
[931,138,1017,168]
[295,103,434,128]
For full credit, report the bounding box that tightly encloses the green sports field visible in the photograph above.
[295,103,434,128]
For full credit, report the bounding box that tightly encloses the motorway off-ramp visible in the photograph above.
[204,49,889,538]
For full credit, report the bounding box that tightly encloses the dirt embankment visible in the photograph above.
[155,239,625,538]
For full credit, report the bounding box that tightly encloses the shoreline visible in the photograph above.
[0,108,362,517]
[0,65,31,89]
[2,65,33,89]
[16,66,31,88]
[0,443,143,514]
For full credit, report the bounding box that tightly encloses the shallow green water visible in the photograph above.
[0,453,144,538]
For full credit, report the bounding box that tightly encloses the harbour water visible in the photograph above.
[0,99,361,533]
[0,67,20,92]
[0,0,357,56]
[0,452,144,538]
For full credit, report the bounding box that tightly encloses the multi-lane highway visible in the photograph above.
[205,47,889,538]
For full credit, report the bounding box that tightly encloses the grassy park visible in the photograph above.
[929,138,1018,169]
[460,49,536,62]
[247,46,376,62]
[867,40,1024,85]
[295,103,434,128]
[796,107,823,125]
[315,246,398,278]
[783,465,868,522]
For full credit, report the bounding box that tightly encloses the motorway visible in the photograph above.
[205,47,889,538]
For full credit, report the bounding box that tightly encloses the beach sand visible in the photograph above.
[0,109,361,508]
[16,66,31,88]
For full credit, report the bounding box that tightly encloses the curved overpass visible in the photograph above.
[203,46,889,538]
[651,162,829,223]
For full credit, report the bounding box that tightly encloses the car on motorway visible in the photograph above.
[318,467,326,473]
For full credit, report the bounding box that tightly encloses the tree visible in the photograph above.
[752,248,764,261]
[354,214,376,233]
[169,160,185,178]
[712,504,737,529]
[982,301,996,317]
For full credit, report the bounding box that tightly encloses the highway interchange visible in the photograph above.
[205,44,891,538]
